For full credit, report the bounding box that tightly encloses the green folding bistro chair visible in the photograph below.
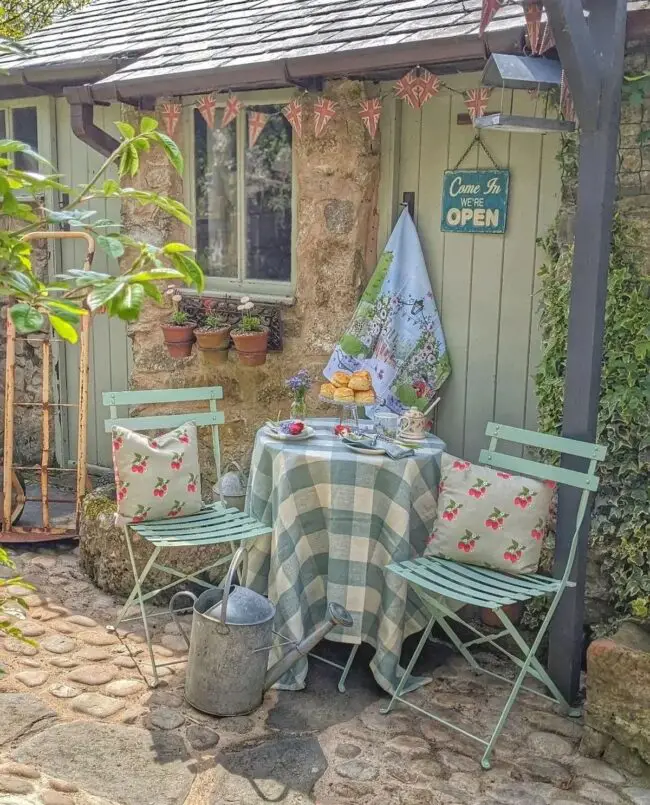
[382,422,606,769]
[103,387,271,686]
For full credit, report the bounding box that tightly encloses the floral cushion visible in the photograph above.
[424,453,555,574]
[111,422,203,525]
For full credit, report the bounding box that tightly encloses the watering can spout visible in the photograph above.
[264,603,353,689]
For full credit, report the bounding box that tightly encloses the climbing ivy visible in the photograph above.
[534,132,650,623]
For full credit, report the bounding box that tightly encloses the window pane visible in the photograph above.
[12,107,38,172]
[245,106,292,282]
[194,109,238,279]
[0,110,6,139]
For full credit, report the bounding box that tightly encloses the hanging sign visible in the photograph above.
[441,169,510,234]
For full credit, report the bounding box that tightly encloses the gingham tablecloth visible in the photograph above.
[244,418,445,694]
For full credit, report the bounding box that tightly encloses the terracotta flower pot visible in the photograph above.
[480,602,523,628]
[161,323,196,359]
[195,326,231,365]
[231,327,269,367]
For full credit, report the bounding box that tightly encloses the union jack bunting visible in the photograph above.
[479,0,503,36]
[196,94,217,129]
[248,111,269,147]
[221,94,242,128]
[359,98,382,139]
[313,96,337,138]
[418,68,441,107]
[161,102,182,137]
[282,98,303,139]
[394,69,421,109]
[525,1,543,54]
[464,87,492,121]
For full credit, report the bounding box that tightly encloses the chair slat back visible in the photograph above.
[102,387,225,500]
[479,422,606,585]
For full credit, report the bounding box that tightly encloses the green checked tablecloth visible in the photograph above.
[243,418,445,694]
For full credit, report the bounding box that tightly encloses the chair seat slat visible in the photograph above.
[400,559,516,607]
[134,507,249,533]
[416,559,538,602]
[389,561,509,608]
[414,557,559,595]
[135,516,267,541]
[152,526,270,547]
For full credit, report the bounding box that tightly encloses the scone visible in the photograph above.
[334,387,355,403]
[349,372,371,391]
[331,371,350,388]
[354,390,375,404]
[320,382,336,399]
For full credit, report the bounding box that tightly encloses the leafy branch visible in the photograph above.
[0,115,205,342]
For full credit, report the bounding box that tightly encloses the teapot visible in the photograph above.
[398,407,428,440]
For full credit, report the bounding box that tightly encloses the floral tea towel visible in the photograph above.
[111,422,203,525]
[324,207,450,415]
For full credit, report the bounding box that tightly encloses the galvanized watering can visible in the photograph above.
[169,547,353,716]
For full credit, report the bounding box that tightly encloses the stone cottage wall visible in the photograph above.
[122,80,381,484]
[0,232,50,466]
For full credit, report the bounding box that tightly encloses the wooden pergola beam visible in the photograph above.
[545,0,628,703]
[543,0,601,130]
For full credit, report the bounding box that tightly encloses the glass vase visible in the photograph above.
[290,396,307,422]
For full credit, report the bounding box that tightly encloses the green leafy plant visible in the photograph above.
[532,131,650,627]
[1,1,90,39]
[235,296,263,332]
[170,309,190,326]
[622,71,650,144]
[203,312,227,330]
[0,114,204,342]
[0,546,35,648]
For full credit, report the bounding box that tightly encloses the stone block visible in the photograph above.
[79,485,230,598]
[584,623,650,766]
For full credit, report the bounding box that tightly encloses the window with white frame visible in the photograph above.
[0,103,39,171]
[193,100,293,296]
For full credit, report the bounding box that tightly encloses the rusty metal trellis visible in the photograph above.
[1,231,94,543]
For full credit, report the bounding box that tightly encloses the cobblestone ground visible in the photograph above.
[1,541,649,805]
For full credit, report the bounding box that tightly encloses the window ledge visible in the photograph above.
[178,288,295,307]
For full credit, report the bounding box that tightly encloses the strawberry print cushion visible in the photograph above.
[111,422,203,525]
[424,453,554,574]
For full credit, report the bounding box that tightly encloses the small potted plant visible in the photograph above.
[195,302,231,364]
[161,287,196,358]
[285,369,311,421]
[231,296,269,366]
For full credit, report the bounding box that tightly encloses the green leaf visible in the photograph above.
[40,300,86,323]
[49,314,78,344]
[87,280,127,311]
[114,121,136,140]
[97,234,125,259]
[169,252,205,293]
[117,283,145,321]
[0,139,54,169]
[151,131,184,174]
[102,179,120,196]
[9,304,44,334]
[140,117,159,134]
[139,280,163,302]
[127,268,184,282]
[162,242,194,255]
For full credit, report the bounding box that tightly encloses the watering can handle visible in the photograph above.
[168,591,197,648]
[218,546,249,626]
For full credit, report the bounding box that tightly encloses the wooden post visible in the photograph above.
[544,0,627,703]
[41,337,51,529]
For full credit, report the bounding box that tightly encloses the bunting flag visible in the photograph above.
[560,70,576,122]
[464,87,492,121]
[314,96,337,138]
[394,68,421,109]
[282,98,303,139]
[480,0,503,36]
[524,1,543,54]
[359,98,382,139]
[221,94,242,128]
[418,68,441,107]
[161,102,182,138]
[248,110,269,147]
[196,94,217,129]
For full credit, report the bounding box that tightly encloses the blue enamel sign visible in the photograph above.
[441,169,510,235]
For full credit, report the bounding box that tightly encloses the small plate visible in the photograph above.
[265,425,315,442]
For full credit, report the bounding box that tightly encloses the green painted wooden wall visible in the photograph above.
[378,73,562,461]
[54,100,132,469]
